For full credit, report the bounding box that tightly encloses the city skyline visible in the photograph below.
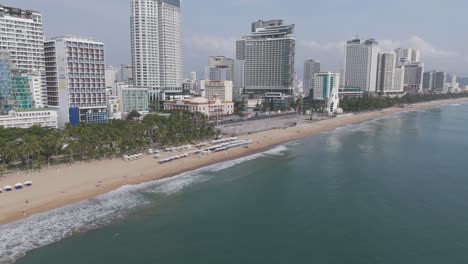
[2,0,467,77]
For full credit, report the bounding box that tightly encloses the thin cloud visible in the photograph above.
[184,34,236,58]
[379,36,458,58]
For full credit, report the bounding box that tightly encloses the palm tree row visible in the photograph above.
[0,111,218,173]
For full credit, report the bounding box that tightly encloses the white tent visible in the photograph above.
[3,185,12,191]
[14,183,23,190]
[24,181,33,187]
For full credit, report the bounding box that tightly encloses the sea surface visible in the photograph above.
[2,103,468,264]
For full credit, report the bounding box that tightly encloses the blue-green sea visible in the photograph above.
[2,103,468,264]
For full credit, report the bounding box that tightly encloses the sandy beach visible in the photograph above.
[1,98,467,225]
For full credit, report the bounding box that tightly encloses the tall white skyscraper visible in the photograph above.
[237,19,295,97]
[0,4,47,108]
[376,52,404,95]
[343,38,379,93]
[119,64,133,82]
[130,0,183,100]
[105,65,119,88]
[403,62,424,94]
[395,48,420,66]
[45,36,108,127]
[205,56,235,82]
[303,60,320,97]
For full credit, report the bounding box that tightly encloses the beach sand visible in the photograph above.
[1,98,467,225]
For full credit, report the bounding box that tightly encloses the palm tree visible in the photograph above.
[42,131,63,165]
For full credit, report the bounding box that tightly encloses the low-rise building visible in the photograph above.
[0,109,58,129]
[164,97,234,118]
[338,87,365,99]
[246,98,263,109]
[116,83,149,114]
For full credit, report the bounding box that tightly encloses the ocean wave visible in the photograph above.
[0,184,150,264]
[263,145,289,156]
[0,144,289,264]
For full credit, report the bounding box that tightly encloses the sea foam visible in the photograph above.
[0,144,289,264]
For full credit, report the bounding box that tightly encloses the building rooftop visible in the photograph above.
[14,108,53,112]
[160,0,181,8]
[47,36,103,45]
[0,4,40,18]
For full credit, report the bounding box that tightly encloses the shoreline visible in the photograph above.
[1,98,467,225]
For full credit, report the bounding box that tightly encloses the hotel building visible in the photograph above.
[45,36,107,127]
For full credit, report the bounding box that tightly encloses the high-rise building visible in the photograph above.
[119,64,133,82]
[303,60,320,97]
[233,59,245,98]
[0,50,13,113]
[116,83,149,114]
[105,65,119,88]
[376,52,405,95]
[395,48,420,66]
[313,72,340,100]
[206,66,231,82]
[403,63,424,93]
[130,0,183,100]
[11,70,32,109]
[423,71,447,92]
[190,71,197,81]
[204,80,233,102]
[45,36,108,127]
[0,5,47,107]
[27,71,44,108]
[237,19,295,97]
[343,38,379,93]
[205,56,235,82]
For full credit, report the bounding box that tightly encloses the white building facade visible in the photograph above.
[45,36,108,127]
[164,97,234,118]
[313,72,340,100]
[376,52,405,96]
[204,80,233,102]
[105,65,118,88]
[0,4,47,108]
[403,63,424,94]
[116,82,149,114]
[130,0,183,100]
[0,109,57,129]
[303,59,320,97]
[395,48,420,66]
[237,20,295,97]
[205,56,235,82]
[343,38,379,93]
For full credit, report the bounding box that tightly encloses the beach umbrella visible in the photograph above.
[14,183,23,190]
[24,181,33,187]
[4,185,12,191]
[0,188,2,193]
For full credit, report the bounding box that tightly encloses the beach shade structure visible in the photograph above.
[0,188,2,193]
[24,181,33,187]
[15,183,24,190]
[4,185,12,192]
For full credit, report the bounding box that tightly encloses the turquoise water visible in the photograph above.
[2,103,468,263]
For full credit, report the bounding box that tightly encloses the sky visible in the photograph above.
[4,0,468,78]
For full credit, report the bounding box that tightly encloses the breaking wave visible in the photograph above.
[0,144,289,264]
